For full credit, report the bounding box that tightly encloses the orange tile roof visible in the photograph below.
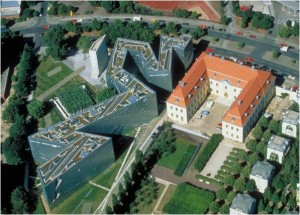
[167,52,275,126]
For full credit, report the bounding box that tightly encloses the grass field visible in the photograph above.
[163,183,215,214]
[157,185,177,212]
[158,137,195,170]
[136,183,165,214]
[51,183,108,214]
[35,57,74,97]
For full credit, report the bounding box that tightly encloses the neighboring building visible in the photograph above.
[29,34,193,205]
[230,193,257,215]
[1,67,13,103]
[277,0,299,15]
[166,53,275,142]
[89,35,109,79]
[282,110,299,138]
[240,0,273,15]
[267,135,290,163]
[0,0,21,18]
[250,161,275,193]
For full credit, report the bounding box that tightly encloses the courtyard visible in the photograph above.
[181,94,233,136]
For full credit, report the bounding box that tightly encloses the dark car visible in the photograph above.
[218,28,226,32]
[270,69,278,74]
[182,22,189,25]
[40,8,44,14]
[260,66,269,71]
[268,31,272,35]
[124,18,131,21]
[158,20,165,23]
[253,63,260,68]
[245,62,252,67]
[103,18,109,21]
[207,26,214,29]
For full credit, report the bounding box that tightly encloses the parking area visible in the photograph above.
[182,94,233,136]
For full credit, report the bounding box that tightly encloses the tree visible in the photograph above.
[43,26,66,60]
[220,15,229,25]
[286,20,292,28]
[268,120,279,134]
[163,21,177,35]
[91,18,102,31]
[278,25,291,38]
[219,204,229,214]
[271,192,279,203]
[96,87,116,103]
[227,191,235,204]
[257,116,269,129]
[252,127,263,140]
[248,152,259,165]
[9,115,27,137]
[48,1,58,15]
[272,174,285,190]
[234,177,246,192]
[262,129,272,143]
[238,42,245,48]
[90,1,101,7]
[272,50,280,58]
[111,194,119,212]
[77,36,93,53]
[191,26,205,39]
[212,36,219,43]
[11,186,29,214]
[2,137,25,165]
[291,22,299,36]
[101,1,118,13]
[240,15,248,28]
[258,199,265,213]
[265,203,272,213]
[2,95,25,123]
[245,179,256,192]
[105,206,114,214]
[258,15,273,29]
[251,15,260,28]
[246,139,257,152]
[57,3,68,15]
[289,102,299,112]
[225,175,235,186]
[216,188,227,200]
[209,202,219,213]
[65,21,81,33]
[287,196,297,209]
[263,187,272,201]
[27,99,45,119]
[241,165,252,178]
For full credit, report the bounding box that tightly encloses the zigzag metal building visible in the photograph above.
[28,35,194,205]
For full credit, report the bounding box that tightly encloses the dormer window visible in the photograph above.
[214,72,217,76]
[175,98,179,103]
[231,117,235,122]
[266,80,270,84]
[238,100,243,105]
[188,94,192,98]
[244,113,248,117]
[180,82,186,87]
[256,95,260,99]
[250,104,254,108]
[238,80,241,85]
[194,86,198,90]
[200,77,204,82]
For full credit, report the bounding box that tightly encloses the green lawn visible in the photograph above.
[50,107,63,125]
[136,183,165,214]
[32,196,45,214]
[92,146,128,188]
[163,183,215,214]
[51,183,108,214]
[35,57,74,97]
[158,137,195,170]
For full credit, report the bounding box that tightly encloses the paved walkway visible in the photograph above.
[36,66,85,101]
[152,181,169,214]
[89,181,110,192]
[40,195,51,214]
[151,165,219,192]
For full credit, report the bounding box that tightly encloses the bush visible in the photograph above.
[246,139,257,152]
[194,134,223,171]
[238,42,245,48]
[196,174,223,187]
[174,145,196,176]
[163,183,215,214]
[252,126,263,140]
[272,50,280,58]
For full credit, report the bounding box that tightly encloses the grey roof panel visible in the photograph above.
[231,193,256,214]
[250,161,275,180]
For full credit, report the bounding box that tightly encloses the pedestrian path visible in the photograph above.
[89,181,110,192]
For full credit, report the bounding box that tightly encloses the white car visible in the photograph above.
[229,57,237,62]
[288,75,295,80]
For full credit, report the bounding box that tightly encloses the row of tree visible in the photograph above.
[90,1,161,16]
[173,8,200,19]
[278,22,299,38]
[106,122,175,214]
[232,1,274,29]
[47,1,75,16]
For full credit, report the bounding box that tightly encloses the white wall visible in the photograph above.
[250,175,268,193]
[267,148,284,163]
[282,122,297,137]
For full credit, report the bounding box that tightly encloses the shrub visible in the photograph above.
[194,134,223,171]
[252,126,263,140]
[238,42,245,48]
[174,145,196,176]
[272,50,280,58]
[246,139,257,152]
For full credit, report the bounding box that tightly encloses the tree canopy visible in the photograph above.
[96,87,116,103]
[77,36,93,53]
[43,26,67,60]
[11,186,29,214]
[27,99,45,119]
[9,115,27,137]
[2,137,26,165]
[2,95,26,123]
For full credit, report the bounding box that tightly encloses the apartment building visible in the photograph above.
[282,110,299,138]
[267,135,290,163]
[167,53,275,142]
[230,193,257,215]
[250,161,275,193]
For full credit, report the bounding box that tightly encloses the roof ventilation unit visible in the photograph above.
[238,100,243,105]
[180,82,186,87]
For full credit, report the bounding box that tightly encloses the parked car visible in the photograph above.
[229,56,237,62]
[201,110,210,116]
[249,35,256,38]
[199,24,206,28]
[218,28,226,32]
[42,25,49,30]
[270,69,278,74]
[288,75,295,80]
[260,66,269,71]
[245,62,252,67]
[183,22,189,25]
[236,31,243,35]
[253,63,260,68]
[124,18,131,21]
[207,26,214,29]
[268,31,272,35]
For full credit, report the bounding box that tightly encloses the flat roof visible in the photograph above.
[268,135,290,152]
[283,110,299,125]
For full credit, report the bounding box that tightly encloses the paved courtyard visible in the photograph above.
[200,139,247,179]
[181,94,233,136]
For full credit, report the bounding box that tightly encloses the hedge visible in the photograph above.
[227,155,239,162]
[233,147,246,153]
[194,134,223,171]
[220,165,231,172]
[196,175,223,187]
[174,145,196,176]
[163,183,215,214]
